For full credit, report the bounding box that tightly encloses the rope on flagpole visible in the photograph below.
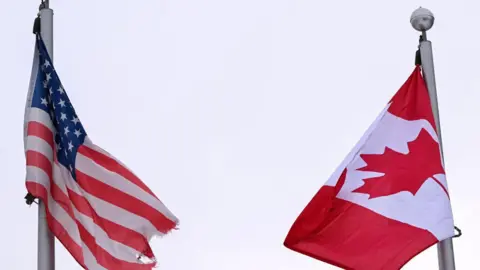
[415,36,422,66]
[33,13,41,34]
[39,0,49,9]
[39,0,46,10]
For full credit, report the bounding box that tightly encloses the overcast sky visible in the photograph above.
[2,0,479,269]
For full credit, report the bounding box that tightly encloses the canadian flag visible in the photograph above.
[283,66,455,269]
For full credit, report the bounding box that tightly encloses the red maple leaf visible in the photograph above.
[352,129,446,199]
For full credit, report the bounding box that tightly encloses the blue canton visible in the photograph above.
[31,35,87,180]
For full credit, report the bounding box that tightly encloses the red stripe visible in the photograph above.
[26,182,86,269]
[50,177,76,218]
[66,186,153,255]
[77,223,154,270]
[284,186,438,270]
[76,170,176,233]
[27,121,54,147]
[78,146,158,198]
[26,150,76,220]
[26,150,52,178]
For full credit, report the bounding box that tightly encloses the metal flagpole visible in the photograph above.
[38,0,55,269]
[410,7,456,270]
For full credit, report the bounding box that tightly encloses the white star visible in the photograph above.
[64,126,70,136]
[49,87,53,95]
[74,129,82,138]
[43,80,48,88]
[64,149,68,157]
[71,116,80,125]
[46,73,52,81]
[57,86,65,94]
[56,142,62,150]
[58,99,66,108]
[43,60,51,68]
[41,97,48,106]
[68,141,74,151]
[60,113,67,121]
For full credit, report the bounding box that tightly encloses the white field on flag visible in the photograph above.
[4,1,480,270]
[24,36,179,269]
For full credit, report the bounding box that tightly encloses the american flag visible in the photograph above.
[24,35,179,269]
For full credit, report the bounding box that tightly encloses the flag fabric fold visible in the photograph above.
[284,66,455,270]
[24,35,178,270]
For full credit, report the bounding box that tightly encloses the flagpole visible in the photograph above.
[38,1,55,269]
[410,7,456,270]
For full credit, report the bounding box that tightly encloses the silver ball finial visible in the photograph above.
[410,7,434,32]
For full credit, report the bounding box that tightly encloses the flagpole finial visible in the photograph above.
[410,7,434,32]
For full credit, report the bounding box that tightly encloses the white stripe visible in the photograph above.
[56,163,160,241]
[26,136,54,159]
[72,208,142,263]
[76,150,178,223]
[26,154,51,186]
[53,162,69,195]
[82,243,108,270]
[26,166,82,248]
[26,107,54,132]
[79,188,160,238]
[84,138,134,171]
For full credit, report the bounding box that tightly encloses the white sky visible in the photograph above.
[2,0,479,269]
